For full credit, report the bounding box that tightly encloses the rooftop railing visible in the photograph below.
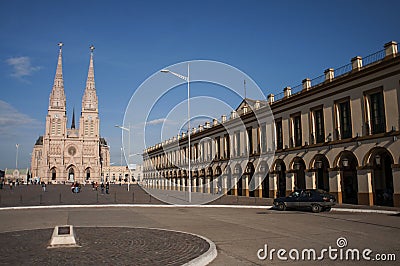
[271,44,397,103]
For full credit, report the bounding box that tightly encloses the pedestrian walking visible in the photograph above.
[9,181,13,190]
[100,182,105,194]
[41,182,46,192]
[106,182,110,194]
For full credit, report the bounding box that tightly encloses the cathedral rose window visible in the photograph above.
[68,146,77,156]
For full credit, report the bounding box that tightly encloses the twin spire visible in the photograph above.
[51,42,96,96]
[49,42,98,125]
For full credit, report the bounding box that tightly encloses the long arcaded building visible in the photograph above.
[142,41,400,207]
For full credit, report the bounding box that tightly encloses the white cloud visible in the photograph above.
[5,56,41,78]
[145,118,178,126]
[0,100,41,135]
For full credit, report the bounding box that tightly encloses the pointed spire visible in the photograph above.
[54,42,64,88]
[86,45,95,91]
[82,45,98,111]
[49,42,66,110]
[71,108,76,129]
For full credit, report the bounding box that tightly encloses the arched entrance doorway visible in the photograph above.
[207,167,213,194]
[292,157,306,190]
[225,167,232,195]
[245,163,255,197]
[234,164,242,196]
[215,167,222,194]
[85,168,91,181]
[311,155,330,191]
[259,162,269,198]
[275,160,286,197]
[68,167,75,182]
[51,167,57,181]
[366,148,394,207]
[339,151,358,204]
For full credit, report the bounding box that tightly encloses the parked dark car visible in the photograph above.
[273,189,336,213]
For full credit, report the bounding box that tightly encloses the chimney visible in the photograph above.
[384,41,398,58]
[267,94,274,104]
[284,87,291,98]
[351,56,363,71]
[221,115,227,123]
[243,104,248,114]
[231,110,237,119]
[302,78,311,91]
[324,68,334,82]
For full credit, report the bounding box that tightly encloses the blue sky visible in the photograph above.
[0,0,399,169]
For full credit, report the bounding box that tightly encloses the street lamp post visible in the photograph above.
[161,63,192,203]
[15,144,19,169]
[115,124,131,191]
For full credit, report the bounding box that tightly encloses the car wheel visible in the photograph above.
[324,206,331,212]
[277,202,286,211]
[311,204,322,213]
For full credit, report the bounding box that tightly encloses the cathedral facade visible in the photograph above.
[31,44,110,184]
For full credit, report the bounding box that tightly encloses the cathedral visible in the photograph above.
[31,43,110,184]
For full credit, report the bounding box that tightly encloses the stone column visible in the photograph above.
[257,174,263,198]
[286,172,295,196]
[205,176,210,194]
[243,176,249,197]
[181,177,186,192]
[392,165,400,207]
[199,177,203,193]
[357,168,374,206]
[232,176,238,196]
[305,170,316,189]
[269,173,278,198]
[192,178,197,192]
[177,178,181,191]
[328,169,342,203]
[222,175,228,195]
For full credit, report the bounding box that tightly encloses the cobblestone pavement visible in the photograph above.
[0,227,209,265]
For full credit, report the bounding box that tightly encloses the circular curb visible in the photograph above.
[145,228,217,266]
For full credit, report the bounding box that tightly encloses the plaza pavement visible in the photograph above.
[0,184,399,265]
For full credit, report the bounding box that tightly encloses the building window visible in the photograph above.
[312,108,325,144]
[215,137,220,159]
[275,120,283,150]
[224,134,230,159]
[235,131,241,157]
[336,100,353,139]
[247,127,253,155]
[366,91,386,134]
[260,124,266,153]
[291,114,302,147]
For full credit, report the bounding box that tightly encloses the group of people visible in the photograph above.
[70,181,110,194]
[71,182,81,193]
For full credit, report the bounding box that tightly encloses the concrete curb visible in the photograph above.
[180,231,217,266]
[0,204,398,215]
